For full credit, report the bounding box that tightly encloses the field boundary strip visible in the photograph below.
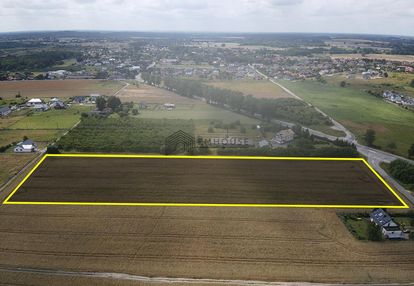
[2,154,409,209]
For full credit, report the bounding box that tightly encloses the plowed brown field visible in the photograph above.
[8,156,403,206]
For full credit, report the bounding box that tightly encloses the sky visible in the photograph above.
[0,0,413,36]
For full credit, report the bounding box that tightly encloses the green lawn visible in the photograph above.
[134,102,259,124]
[0,129,64,146]
[9,105,92,130]
[280,79,414,157]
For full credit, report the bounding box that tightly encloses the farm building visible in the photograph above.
[164,103,175,110]
[0,106,11,117]
[272,129,295,144]
[26,98,43,106]
[49,98,67,109]
[369,209,405,240]
[33,103,50,112]
[14,140,37,153]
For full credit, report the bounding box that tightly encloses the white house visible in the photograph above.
[164,103,175,110]
[14,140,38,153]
[27,98,43,107]
[369,209,405,240]
[381,223,405,239]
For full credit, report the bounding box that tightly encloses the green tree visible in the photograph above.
[46,145,60,154]
[364,129,376,146]
[409,144,414,157]
[410,79,414,88]
[367,223,383,241]
[389,159,414,184]
[107,96,121,110]
[340,81,346,87]
[132,108,139,115]
[35,74,45,80]
[96,97,107,111]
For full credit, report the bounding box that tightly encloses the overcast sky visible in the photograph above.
[0,0,413,36]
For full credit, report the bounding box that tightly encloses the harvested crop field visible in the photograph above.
[118,84,191,104]
[0,80,122,99]
[6,155,405,207]
[208,80,292,99]
[0,205,413,285]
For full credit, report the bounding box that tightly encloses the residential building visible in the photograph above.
[164,103,175,110]
[0,106,11,117]
[272,129,295,145]
[14,140,38,153]
[369,209,405,240]
[34,103,50,112]
[72,96,86,104]
[26,98,43,106]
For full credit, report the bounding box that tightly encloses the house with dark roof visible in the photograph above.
[14,140,38,153]
[72,96,86,104]
[0,106,11,117]
[369,209,405,240]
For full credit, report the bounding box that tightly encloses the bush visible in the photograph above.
[389,159,414,184]
[46,145,60,154]
[367,223,383,241]
[0,144,12,153]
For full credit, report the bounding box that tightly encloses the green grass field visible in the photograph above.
[0,129,64,146]
[280,79,414,157]
[132,102,260,138]
[9,105,92,130]
[328,72,414,97]
[136,102,258,123]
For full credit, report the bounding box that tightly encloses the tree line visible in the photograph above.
[389,159,414,185]
[0,50,80,72]
[161,78,332,127]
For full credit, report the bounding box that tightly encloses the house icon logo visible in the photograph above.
[165,130,195,155]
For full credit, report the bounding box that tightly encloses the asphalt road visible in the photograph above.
[251,65,414,206]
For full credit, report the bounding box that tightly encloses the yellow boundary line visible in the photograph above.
[2,154,409,209]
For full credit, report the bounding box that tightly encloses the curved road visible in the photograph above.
[250,65,414,205]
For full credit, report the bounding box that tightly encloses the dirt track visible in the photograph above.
[9,157,402,206]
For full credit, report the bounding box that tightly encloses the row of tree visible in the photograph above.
[161,78,332,127]
[0,50,80,72]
